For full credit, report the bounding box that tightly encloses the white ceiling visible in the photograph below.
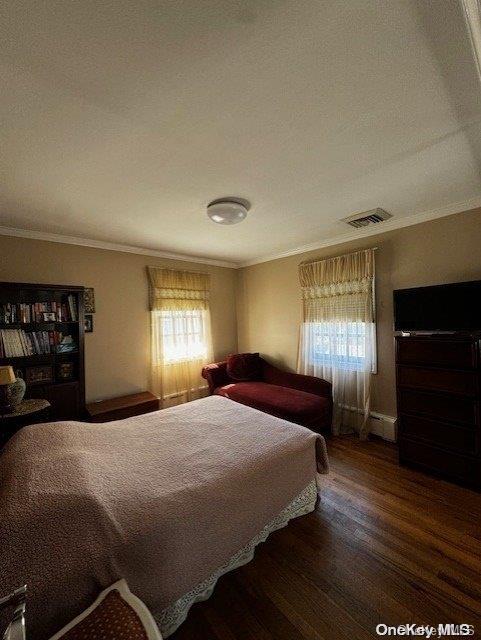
[1,0,481,266]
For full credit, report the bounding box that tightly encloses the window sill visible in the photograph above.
[154,356,207,366]
[308,359,376,374]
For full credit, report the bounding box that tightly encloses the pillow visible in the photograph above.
[227,353,262,381]
[49,580,162,640]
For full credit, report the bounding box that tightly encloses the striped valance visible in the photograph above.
[147,267,210,311]
[299,249,375,322]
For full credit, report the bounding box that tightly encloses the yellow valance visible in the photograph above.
[147,267,210,311]
[299,249,375,323]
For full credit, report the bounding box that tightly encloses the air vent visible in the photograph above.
[342,208,392,228]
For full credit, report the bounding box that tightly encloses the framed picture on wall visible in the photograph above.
[84,288,96,313]
[84,314,93,333]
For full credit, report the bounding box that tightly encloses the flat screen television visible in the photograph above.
[393,280,481,332]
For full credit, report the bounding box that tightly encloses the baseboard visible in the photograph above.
[338,404,398,442]
[368,412,397,442]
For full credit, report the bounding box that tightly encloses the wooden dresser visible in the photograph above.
[396,334,481,490]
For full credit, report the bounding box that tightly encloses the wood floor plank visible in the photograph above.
[171,436,481,639]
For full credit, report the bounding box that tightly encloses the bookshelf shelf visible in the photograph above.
[0,354,54,364]
[0,282,85,420]
[0,353,79,363]
[0,321,79,329]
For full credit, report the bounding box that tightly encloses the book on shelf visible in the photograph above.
[0,295,78,324]
[0,329,78,358]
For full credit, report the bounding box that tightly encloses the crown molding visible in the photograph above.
[238,195,481,267]
[1,195,480,270]
[0,225,238,269]
[461,0,481,84]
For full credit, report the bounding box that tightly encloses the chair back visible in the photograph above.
[0,586,26,640]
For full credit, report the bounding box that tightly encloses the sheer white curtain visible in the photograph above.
[297,249,376,438]
[147,267,213,407]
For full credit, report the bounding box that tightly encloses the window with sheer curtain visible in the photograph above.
[147,267,212,407]
[298,249,376,439]
[153,309,209,364]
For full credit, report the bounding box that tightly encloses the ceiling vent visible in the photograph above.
[342,208,392,229]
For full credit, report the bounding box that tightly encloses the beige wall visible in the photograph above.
[0,235,238,402]
[236,207,481,417]
[2,207,481,413]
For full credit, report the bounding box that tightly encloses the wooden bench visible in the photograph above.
[86,391,160,423]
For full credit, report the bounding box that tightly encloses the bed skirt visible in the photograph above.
[156,480,318,637]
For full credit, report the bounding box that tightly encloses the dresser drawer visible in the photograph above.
[398,389,478,426]
[397,339,477,369]
[399,438,480,486]
[399,415,478,455]
[397,365,478,396]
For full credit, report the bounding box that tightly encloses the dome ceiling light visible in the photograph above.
[207,198,250,225]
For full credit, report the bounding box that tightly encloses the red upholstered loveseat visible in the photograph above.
[201,354,332,433]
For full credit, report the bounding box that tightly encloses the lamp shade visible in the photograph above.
[0,365,16,385]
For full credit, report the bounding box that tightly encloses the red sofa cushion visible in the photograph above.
[226,353,262,381]
[215,381,329,427]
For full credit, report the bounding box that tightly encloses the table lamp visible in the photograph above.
[0,365,16,414]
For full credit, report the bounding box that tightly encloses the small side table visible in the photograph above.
[86,391,159,423]
[0,399,51,448]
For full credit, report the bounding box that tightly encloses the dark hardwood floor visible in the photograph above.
[172,436,481,640]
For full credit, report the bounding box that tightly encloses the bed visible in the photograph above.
[0,395,328,639]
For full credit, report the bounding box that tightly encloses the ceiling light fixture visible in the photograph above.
[207,198,249,225]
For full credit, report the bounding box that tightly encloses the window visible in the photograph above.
[148,267,212,406]
[306,320,376,372]
[298,249,376,437]
[153,309,209,364]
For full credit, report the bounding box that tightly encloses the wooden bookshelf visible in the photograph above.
[0,282,85,420]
